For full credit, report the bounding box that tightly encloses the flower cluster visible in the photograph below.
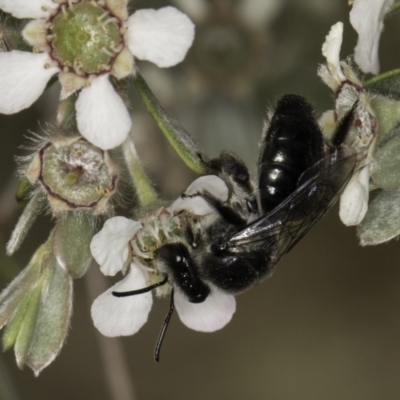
[0,0,399,378]
[0,0,194,149]
[90,176,236,337]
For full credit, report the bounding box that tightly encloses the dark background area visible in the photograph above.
[1,0,400,399]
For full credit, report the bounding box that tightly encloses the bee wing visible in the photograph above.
[229,149,358,261]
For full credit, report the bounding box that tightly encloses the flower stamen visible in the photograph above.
[132,241,151,259]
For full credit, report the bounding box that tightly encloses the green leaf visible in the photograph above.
[25,262,72,376]
[12,279,44,368]
[2,290,33,352]
[6,190,46,256]
[54,212,94,278]
[358,189,400,245]
[122,138,158,207]
[0,241,48,329]
[134,72,209,175]
[370,96,400,149]
[371,136,400,190]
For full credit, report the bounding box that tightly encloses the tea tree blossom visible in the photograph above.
[350,0,394,74]
[90,176,236,338]
[318,22,376,226]
[0,0,195,149]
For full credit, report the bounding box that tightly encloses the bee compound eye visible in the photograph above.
[157,243,189,265]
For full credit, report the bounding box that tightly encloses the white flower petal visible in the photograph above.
[350,0,394,74]
[168,196,213,216]
[175,288,236,332]
[0,51,58,114]
[168,175,229,215]
[321,22,346,84]
[339,165,369,226]
[90,217,142,276]
[0,0,57,19]
[126,6,195,68]
[76,75,132,150]
[184,175,229,200]
[91,266,153,337]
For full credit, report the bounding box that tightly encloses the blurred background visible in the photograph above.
[1,0,400,399]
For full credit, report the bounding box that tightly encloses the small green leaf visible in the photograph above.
[370,96,400,148]
[134,72,209,175]
[54,212,94,278]
[358,189,400,245]
[2,290,32,351]
[0,241,48,329]
[122,138,158,207]
[371,136,400,190]
[6,190,46,256]
[25,262,72,376]
[13,279,44,368]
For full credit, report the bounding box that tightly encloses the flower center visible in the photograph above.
[49,1,123,75]
[39,138,118,211]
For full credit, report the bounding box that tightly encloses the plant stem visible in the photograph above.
[85,266,136,400]
[364,68,400,88]
[134,71,209,175]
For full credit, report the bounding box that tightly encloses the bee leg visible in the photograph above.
[208,151,253,194]
[331,101,359,148]
[154,290,175,362]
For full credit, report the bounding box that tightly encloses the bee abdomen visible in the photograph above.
[258,94,324,213]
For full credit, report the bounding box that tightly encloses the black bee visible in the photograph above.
[115,94,358,361]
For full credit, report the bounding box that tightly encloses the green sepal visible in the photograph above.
[0,14,30,52]
[358,189,400,245]
[56,93,78,134]
[54,212,94,278]
[371,136,400,190]
[25,261,72,376]
[134,72,209,175]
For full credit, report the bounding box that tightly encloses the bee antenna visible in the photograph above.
[154,289,175,363]
[112,276,168,297]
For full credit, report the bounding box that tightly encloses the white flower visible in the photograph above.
[350,0,394,75]
[319,23,375,227]
[321,22,346,86]
[339,165,369,226]
[0,1,194,150]
[90,176,236,337]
